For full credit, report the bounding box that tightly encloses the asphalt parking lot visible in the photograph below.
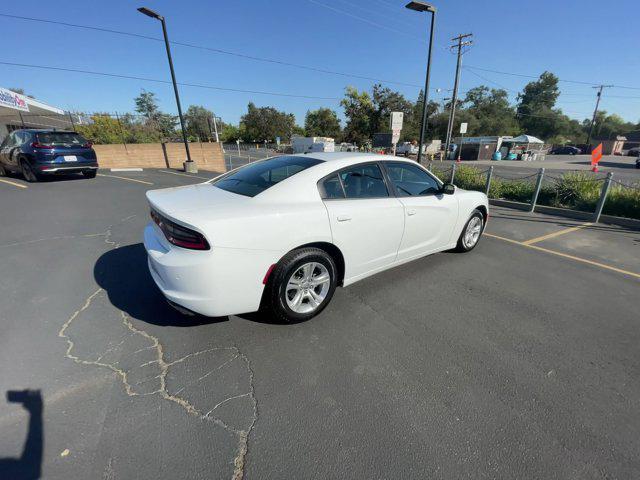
[1,168,639,479]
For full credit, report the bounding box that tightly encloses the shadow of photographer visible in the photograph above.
[0,389,43,480]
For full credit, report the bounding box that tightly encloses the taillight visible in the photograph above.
[150,209,210,250]
[82,141,93,148]
[31,142,54,149]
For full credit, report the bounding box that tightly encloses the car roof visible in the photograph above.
[302,152,375,162]
[254,152,431,203]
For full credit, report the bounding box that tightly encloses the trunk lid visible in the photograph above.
[146,183,250,216]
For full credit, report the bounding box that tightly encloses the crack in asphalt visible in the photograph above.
[55,216,257,480]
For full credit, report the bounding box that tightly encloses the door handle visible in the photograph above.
[337,215,352,222]
[406,209,417,216]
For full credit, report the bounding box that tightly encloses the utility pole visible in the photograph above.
[444,33,472,160]
[586,84,613,147]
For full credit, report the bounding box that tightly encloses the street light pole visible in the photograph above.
[137,7,195,172]
[406,1,437,164]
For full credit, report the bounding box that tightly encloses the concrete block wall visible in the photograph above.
[93,142,225,172]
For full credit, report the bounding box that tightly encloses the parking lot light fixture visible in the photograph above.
[137,6,195,171]
[405,1,436,164]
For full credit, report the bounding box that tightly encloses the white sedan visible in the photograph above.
[144,153,488,322]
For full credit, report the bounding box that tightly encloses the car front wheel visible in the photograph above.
[263,247,337,323]
[455,209,484,252]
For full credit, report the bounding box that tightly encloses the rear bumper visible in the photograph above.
[143,222,276,317]
[38,163,98,174]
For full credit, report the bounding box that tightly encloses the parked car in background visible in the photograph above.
[0,129,98,182]
[338,142,358,152]
[144,153,488,322]
[549,146,581,155]
[396,142,419,157]
[626,146,640,157]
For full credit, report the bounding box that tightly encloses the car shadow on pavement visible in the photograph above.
[94,243,228,327]
[0,389,43,480]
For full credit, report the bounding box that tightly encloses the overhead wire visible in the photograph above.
[0,61,342,100]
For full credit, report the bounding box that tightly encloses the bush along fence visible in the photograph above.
[426,163,640,224]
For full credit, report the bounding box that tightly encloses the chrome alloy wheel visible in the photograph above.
[285,262,331,314]
[463,216,483,249]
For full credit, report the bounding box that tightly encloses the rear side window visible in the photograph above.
[36,132,87,146]
[319,174,344,199]
[213,156,322,197]
[340,164,388,198]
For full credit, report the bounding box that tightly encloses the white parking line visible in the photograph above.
[97,174,153,185]
[158,170,212,180]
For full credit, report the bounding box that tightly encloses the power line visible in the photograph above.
[0,13,422,89]
[307,0,422,40]
[465,65,640,91]
[0,61,342,100]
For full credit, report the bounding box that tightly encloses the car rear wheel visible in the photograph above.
[83,170,97,178]
[20,159,39,183]
[0,163,6,177]
[263,247,337,323]
[455,209,484,252]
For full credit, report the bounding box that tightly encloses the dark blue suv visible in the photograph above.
[0,129,98,182]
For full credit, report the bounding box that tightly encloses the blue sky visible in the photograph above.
[2,0,639,126]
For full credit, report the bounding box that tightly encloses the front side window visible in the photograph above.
[385,162,441,196]
[213,155,322,197]
[339,164,388,198]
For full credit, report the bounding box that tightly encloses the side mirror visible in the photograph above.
[441,183,456,195]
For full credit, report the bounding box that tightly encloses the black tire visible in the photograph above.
[20,159,39,183]
[0,163,6,177]
[454,209,485,252]
[263,247,337,323]
[83,170,97,178]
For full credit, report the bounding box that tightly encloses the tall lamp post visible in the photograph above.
[405,1,436,164]
[137,7,195,172]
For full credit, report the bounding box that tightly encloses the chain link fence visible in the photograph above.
[427,162,640,222]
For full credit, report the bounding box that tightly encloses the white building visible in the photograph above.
[0,86,69,141]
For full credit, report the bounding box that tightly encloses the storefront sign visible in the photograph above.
[0,87,29,112]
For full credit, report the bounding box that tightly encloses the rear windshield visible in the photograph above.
[213,156,323,197]
[36,132,87,146]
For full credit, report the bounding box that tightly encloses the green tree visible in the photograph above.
[184,105,217,140]
[75,114,126,144]
[370,84,415,136]
[134,89,160,120]
[304,108,341,138]
[587,111,635,141]
[411,90,443,142]
[463,86,519,136]
[133,90,176,139]
[340,86,375,145]
[240,103,297,142]
[516,72,563,139]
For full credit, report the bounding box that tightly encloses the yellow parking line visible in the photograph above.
[97,174,153,185]
[485,233,640,280]
[0,178,27,189]
[522,222,593,245]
